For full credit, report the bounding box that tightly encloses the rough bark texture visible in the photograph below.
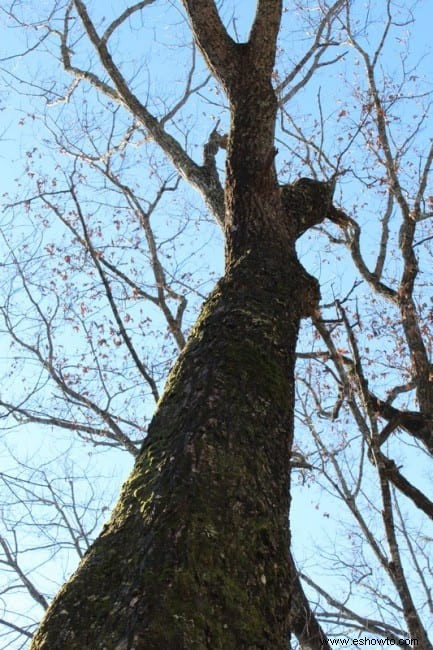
[30,188,328,649]
[32,247,318,649]
[30,2,331,648]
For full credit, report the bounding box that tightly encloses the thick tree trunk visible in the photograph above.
[30,2,327,647]
[31,239,318,649]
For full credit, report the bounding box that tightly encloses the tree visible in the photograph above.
[28,2,331,646]
[0,0,432,648]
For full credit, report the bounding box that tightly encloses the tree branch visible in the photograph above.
[69,0,225,225]
[249,0,282,74]
[181,0,238,90]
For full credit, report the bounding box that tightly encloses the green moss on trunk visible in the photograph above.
[31,249,317,649]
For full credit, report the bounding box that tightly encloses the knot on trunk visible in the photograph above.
[280,177,336,239]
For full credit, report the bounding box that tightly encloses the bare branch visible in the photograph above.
[68,180,161,402]
[0,534,49,610]
[276,0,347,105]
[300,573,407,641]
[100,1,155,46]
[373,452,433,519]
[65,1,225,224]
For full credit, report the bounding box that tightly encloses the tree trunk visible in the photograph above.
[31,2,325,647]
[31,237,318,649]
